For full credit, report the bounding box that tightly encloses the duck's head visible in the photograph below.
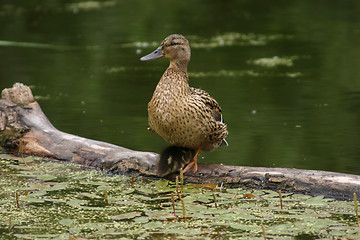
[140,34,191,72]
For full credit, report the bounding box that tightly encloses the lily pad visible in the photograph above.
[59,218,73,226]
[77,192,102,199]
[145,210,175,220]
[111,211,142,220]
[304,195,329,206]
[22,197,45,203]
[23,156,37,163]
[47,182,68,191]
[143,221,163,229]
[133,216,149,223]
[36,174,57,181]
[26,190,48,197]
[67,199,88,208]
[1,156,358,239]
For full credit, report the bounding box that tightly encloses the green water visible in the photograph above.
[1,1,360,174]
[1,156,359,239]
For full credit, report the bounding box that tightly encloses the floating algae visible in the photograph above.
[0,155,359,239]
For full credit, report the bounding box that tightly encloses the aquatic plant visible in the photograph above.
[0,155,359,239]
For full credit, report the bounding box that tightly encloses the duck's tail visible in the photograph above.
[156,146,196,177]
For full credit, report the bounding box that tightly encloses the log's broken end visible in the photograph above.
[1,83,360,200]
[2,82,35,106]
[0,82,159,177]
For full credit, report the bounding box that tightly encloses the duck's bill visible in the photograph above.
[140,46,164,61]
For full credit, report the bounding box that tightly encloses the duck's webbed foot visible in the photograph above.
[183,146,201,173]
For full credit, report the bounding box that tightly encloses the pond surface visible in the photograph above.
[1,155,359,239]
[1,0,360,174]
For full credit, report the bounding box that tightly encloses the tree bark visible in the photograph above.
[1,83,359,200]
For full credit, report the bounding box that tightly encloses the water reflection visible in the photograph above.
[0,0,359,174]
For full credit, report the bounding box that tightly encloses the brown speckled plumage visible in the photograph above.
[141,34,228,176]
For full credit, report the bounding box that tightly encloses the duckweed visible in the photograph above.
[248,56,299,68]
[187,68,302,79]
[131,32,292,50]
[192,32,292,48]
[0,155,359,239]
[65,1,117,12]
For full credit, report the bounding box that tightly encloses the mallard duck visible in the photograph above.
[140,34,228,177]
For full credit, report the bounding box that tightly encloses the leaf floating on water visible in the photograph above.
[304,195,329,206]
[155,180,169,188]
[136,195,153,202]
[145,211,175,220]
[143,221,163,229]
[186,183,218,190]
[1,155,358,239]
[96,185,108,191]
[230,223,259,231]
[136,186,154,195]
[16,234,62,239]
[162,227,203,236]
[271,223,294,232]
[111,211,142,220]
[183,194,213,204]
[43,198,67,203]
[59,218,73,227]
[36,174,56,181]
[112,200,142,206]
[122,189,135,195]
[185,204,208,212]
[10,165,34,171]
[133,216,149,223]
[22,197,45,203]
[26,190,48,198]
[47,182,68,191]
[11,186,38,191]
[78,181,108,186]
[217,213,238,221]
[228,207,258,220]
[0,154,23,161]
[67,199,88,208]
[28,182,52,190]
[78,206,104,211]
[77,192,102,199]
[23,156,36,163]
[244,193,263,199]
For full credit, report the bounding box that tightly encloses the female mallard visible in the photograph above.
[140,34,228,177]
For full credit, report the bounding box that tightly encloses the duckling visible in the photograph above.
[140,34,228,177]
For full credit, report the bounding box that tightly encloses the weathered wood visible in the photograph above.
[0,83,158,176]
[183,164,360,200]
[1,83,359,200]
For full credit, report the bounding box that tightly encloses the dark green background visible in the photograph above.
[1,0,359,174]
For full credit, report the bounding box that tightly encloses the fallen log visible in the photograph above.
[1,83,359,200]
[0,83,157,176]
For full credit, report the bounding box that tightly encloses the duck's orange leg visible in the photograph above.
[183,146,202,173]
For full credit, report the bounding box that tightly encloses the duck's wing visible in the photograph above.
[190,87,224,123]
[189,87,229,148]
